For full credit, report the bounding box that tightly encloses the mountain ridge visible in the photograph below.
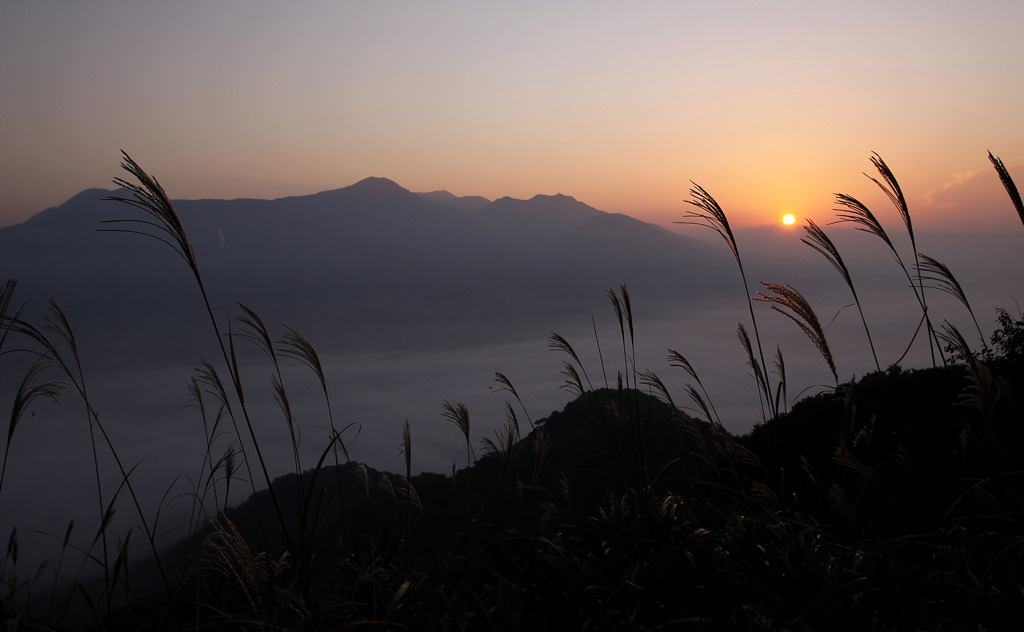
[416,189,491,212]
[0,176,733,366]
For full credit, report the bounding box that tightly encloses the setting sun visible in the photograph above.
[782,213,796,225]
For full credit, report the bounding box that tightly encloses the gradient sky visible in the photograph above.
[2,1,1023,231]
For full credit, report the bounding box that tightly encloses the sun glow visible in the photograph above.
[782,213,796,225]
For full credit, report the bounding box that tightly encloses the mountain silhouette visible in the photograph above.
[468,193,606,238]
[0,178,731,367]
[417,189,491,212]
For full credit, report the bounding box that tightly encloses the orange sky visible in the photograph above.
[2,2,1023,231]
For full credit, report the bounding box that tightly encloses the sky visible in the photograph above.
[2,1,1024,231]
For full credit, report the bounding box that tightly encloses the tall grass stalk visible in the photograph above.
[666,350,722,426]
[937,322,1001,427]
[184,375,231,541]
[802,219,880,372]
[871,153,943,366]
[229,297,349,590]
[400,420,412,543]
[607,284,649,489]
[755,282,838,386]
[916,253,989,356]
[548,332,596,394]
[1,354,64,496]
[548,331,618,456]
[678,184,777,419]
[40,303,112,595]
[278,324,359,566]
[442,400,473,470]
[771,346,788,415]
[193,359,263,532]
[0,279,23,352]
[493,372,533,429]
[989,151,1024,227]
[606,284,636,392]
[736,323,770,421]
[279,324,350,462]
[481,411,521,518]
[104,152,294,557]
[833,154,943,366]
[637,368,677,414]
[592,315,610,390]
[13,300,177,602]
[832,192,934,367]
[42,520,78,629]
[235,304,302,475]
[550,296,652,488]
[235,304,305,534]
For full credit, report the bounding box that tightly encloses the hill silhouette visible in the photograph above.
[145,353,1024,630]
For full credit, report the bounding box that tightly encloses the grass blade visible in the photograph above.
[803,219,879,371]
[988,151,1024,227]
[755,282,838,385]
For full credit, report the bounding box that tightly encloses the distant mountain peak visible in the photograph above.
[417,190,491,212]
[470,191,606,236]
[346,176,408,195]
[530,192,577,203]
[489,192,592,211]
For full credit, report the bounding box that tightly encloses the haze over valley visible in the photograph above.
[4,170,1022,504]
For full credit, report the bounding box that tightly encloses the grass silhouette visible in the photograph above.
[0,151,1022,630]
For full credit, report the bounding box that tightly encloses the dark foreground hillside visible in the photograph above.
[104,354,1024,632]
